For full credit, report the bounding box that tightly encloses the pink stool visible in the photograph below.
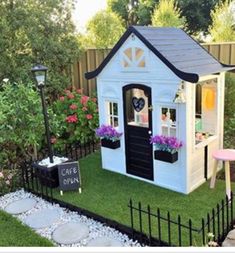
[210,149,235,199]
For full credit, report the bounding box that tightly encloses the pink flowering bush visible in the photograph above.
[0,170,18,194]
[51,88,99,148]
[150,135,183,154]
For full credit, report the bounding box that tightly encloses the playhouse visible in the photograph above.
[85,26,235,194]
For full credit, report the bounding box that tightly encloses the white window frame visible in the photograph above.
[160,105,178,138]
[105,100,119,127]
[120,46,148,72]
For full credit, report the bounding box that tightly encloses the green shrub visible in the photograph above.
[51,88,99,150]
[224,72,235,148]
[0,82,44,168]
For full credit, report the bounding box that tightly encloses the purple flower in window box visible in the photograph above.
[150,135,183,163]
[96,125,123,149]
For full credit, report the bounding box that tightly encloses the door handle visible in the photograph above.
[148,130,152,135]
[148,105,153,111]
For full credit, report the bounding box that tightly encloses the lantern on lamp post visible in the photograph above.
[31,64,54,163]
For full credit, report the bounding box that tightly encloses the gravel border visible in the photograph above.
[0,189,141,247]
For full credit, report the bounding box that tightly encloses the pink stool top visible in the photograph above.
[212,149,235,161]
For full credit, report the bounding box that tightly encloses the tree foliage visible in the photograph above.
[151,0,186,28]
[0,0,81,97]
[107,0,222,35]
[177,0,221,35]
[209,0,235,42]
[82,10,125,49]
[224,73,235,148]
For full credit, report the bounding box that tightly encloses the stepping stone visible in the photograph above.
[5,198,37,214]
[52,222,89,244]
[222,229,235,247]
[226,229,235,240]
[222,238,235,247]
[87,237,123,247]
[24,209,60,229]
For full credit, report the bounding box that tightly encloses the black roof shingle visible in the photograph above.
[85,26,235,83]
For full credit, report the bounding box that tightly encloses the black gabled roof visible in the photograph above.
[85,26,235,83]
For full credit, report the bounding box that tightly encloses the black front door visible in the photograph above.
[123,84,153,181]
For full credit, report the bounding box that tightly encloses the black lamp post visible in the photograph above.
[31,64,54,163]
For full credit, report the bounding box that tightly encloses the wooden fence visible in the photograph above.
[71,42,235,96]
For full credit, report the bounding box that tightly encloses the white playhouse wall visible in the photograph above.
[96,34,188,194]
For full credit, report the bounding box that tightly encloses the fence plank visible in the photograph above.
[178,215,182,246]
[167,212,171,246]
[202,218,205,246]
[226,195,229,233]
[138,202,143,244]
[217,204,220,241]
[221,199,225,237]
[189,219,192,246]
[147,205,152,245]
[157,208,162,244]
[230,192,234,230]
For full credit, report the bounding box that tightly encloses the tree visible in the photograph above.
[151,0,186,28]
[82,10,125,49]
[107,0,159,27]
[178,0,222,35]
[137,0,159,25]
[0,0,81,97]
[108,0,222,35]
[209,0,235,42]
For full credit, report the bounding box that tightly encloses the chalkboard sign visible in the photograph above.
[132,97,145,112]
[57,161,81,192]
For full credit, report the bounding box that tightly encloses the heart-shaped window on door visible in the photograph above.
[132,97,145,112]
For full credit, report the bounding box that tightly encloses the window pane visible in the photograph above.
[113,103,118,116]
[124,48,132,61]
[126,88,149,128]
[123,60,130,67]
[169,109,176,122]
[135,47,143,60]
[113,117,119,127]
[109,102,113,115]
[137,59,145,67]
[161,107,177,137]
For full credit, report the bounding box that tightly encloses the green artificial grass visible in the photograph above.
[0,210,53,246]
[53,151,235,246]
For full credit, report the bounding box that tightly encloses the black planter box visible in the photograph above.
[32,159,70,188]
[154,150,178,163]
[101,139,120,149]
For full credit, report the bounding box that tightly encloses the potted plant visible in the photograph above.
[95,125,123,149]
[150,135,183,163]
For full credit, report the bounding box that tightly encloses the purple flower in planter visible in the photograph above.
[150,135,183,154]
[95,125,123,142]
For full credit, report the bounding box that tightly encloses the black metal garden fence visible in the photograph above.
[20,139,235,247]
[129,193,235,246]
[21,139,99,200]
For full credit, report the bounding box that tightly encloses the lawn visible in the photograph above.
[0,210,53,246]
[53,151,235,246]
